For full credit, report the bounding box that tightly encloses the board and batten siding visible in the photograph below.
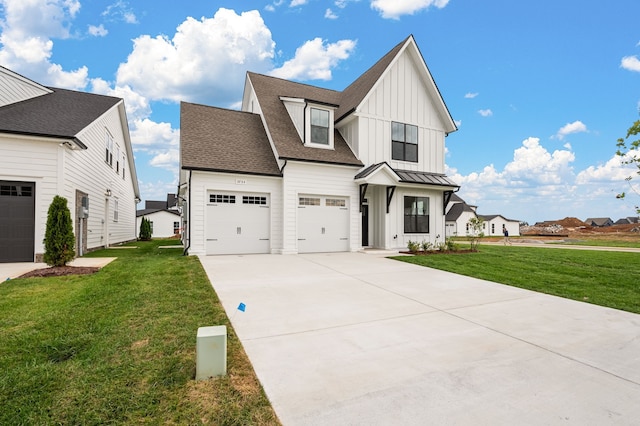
[282,161,360,254]
[187,171,283,256]
[390,187,447,250]
[67,104,138,249]
[344,49,447,174]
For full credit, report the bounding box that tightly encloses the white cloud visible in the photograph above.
[115,8,275,104]
[129,118,180,173]
[454,119,462,127]
[325,8,338,19]
[271,38,356,81]
[371,0,450,19]
[290,0,308,6]
[102,1,138,24]
[91,78,151,121]
[575,153,638,184]
[478,109,493,117]
[555,120,587,140]
[0,0,87,88]
[448,137,640,223]
[464,92,478,99]
[621,55,640,72]
[88,24,108,37]
[149,149,179,171]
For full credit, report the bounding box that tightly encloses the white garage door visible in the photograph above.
[297,195,349,253]
[206,192,270,255]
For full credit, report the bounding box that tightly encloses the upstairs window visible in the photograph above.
[105,131,114,166]
[310,108,330,145]
[392,122,418,162]
[116,145,120,173]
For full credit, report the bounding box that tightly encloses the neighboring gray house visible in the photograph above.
[136,194,181,238]
[584,217,614,227]
[179,35,460,255]
[0,66,140,262]
[614,217,639,225]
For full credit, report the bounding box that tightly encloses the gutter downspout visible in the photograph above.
[183,170,192,256]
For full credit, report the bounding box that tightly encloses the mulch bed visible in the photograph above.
[399,249,476,255]
[18,266,99,279]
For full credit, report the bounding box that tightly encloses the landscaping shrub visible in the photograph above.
[43,195,75,266]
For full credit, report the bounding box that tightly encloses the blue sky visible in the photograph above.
[1,0,639,224]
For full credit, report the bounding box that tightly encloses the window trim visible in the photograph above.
[391,122,418,163]
[305,105,335,149]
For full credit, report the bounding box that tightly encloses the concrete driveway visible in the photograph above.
[199,252,640,425]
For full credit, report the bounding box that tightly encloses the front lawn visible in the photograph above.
[0,239,280,425]
[392,245,640,314]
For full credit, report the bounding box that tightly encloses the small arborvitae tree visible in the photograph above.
[139,217,152,241]
[43,195,76,267]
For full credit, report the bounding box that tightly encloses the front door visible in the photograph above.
[361,204,369,246]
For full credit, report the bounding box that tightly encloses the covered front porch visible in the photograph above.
[355,162,459,251]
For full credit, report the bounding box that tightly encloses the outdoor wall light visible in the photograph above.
[105,189,112,197]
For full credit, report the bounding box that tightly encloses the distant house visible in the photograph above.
[445,194,520,237]
[478,215,521,237]
[136,194,181,238]
[614,217,639,225]
[584,217,614,227]
[445,194,477,237]
[0,66,140,262]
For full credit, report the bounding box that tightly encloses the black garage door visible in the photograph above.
[0,181,35,262]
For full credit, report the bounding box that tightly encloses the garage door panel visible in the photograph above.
[206,192,270,255]
[0,181,35,262]
[298,195,349,254]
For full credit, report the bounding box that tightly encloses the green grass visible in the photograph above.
[392,245,640,314]
[549,239,640,248]
[0,239,280,425]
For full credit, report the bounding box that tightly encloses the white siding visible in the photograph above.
[136,211,180,239]
[282,162,360,254]
[391,187,447,250]
[281,99,305,140]
[68,104,138,249]
[0,67,51,107]
[186,171,282,256]
[0,135,59,259]
[0,104,138,259]
[353,50,447,174]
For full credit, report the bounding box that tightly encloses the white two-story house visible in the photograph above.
[179,35,459,255]
[0,66,140,262]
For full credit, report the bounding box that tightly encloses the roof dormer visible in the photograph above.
[280,96,337,150]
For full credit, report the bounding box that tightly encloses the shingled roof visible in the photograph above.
[181,102,282,176]
[0,87,121,147]
[247,72,363,167]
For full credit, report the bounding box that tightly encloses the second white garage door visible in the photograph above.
[297,195,349,253]
[206,191,270,255]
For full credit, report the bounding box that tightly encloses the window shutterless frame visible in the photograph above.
[392,122,418,162]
